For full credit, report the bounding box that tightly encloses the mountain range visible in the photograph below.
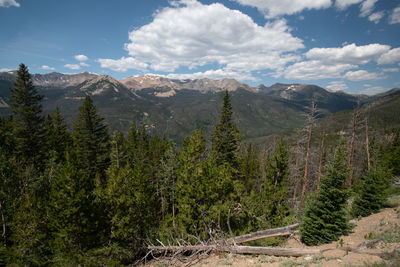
[1,71,398,144]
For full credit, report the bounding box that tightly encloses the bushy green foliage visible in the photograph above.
[300,142,351,245]
[9,63,44,168]
[352,156,392,218]
[212,90,242,169]
[72,95,110,181]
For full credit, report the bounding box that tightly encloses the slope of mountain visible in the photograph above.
[120,75,255,93]
[1,70,397,144]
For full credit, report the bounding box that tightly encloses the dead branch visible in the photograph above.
[148,244,320,257]
[226,223,299,245]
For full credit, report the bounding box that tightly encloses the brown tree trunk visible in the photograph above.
[348,103,359,185]
[366,117,370,171]
[317,132,325,191]
[301,99,315,204]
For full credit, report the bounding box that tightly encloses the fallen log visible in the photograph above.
[148,245,320,257]
[227,223,299,244]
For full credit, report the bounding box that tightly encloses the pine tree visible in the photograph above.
[9,63,44,167]
[300,142,351,245]
[212,90,242,169]
[101,161,159,263]
[72,96,110,181]
[46,107,71,162]
[239,144,261,193]
[352,151,392,218]
[47,149,107,263]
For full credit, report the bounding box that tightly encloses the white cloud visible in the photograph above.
[64,64,81,70]
[343,70,384,81]
[306,43,390,65]
[79,62,90,67]
[377,48,400,64]
[97,57,148,72]
[165,68,258,82]
[335,0,363,10]
[389,6,400,24]
[74,54,88,62]
[0,0,20,8]
[100,0,303,78]
[0,68,13,72]
[360,0,378,17]
[41,65,55,71]
[368,11,384,23]
[234,0,331,18]
[382,67,399,72]
[360,86,387,95]
[284,60,356,80]
[326,81,349,92]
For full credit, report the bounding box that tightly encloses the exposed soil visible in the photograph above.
[145,203,400,267]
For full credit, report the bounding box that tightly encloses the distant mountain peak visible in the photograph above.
[120,75,255,94]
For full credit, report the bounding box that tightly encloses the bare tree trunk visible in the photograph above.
[348,102,359,185]
[292,138,300,204]
[148,245,320,257]
[317,132,325,191]
[366,117,370,171]
[301,99,315,204]
[0,202,5,242]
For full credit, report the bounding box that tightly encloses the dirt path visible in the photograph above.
[146,204,400,267]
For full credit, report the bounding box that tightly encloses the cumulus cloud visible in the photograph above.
[0,68,13,72]
[79,62,90,67]
[0,0,20,8]
[389,6,400,24]
[360,0,378,17]
[284,60,356,80]
[41,65,55,71]
[335,0,363,10]
[99,0,303,80]
[234,0,331,18]
[382,67,399,72]
[326,81,349,92]
[64,64,81,70]
[377,48,400,64]
[368,11,385,23]
[97,57,148,72]
[343,70,384,81]
[306,43,390,65]
[74,54,88,62]
[165,68,257,82]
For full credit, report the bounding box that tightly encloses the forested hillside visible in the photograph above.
[1,64,399,265]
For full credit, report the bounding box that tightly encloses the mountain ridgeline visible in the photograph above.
[0,71,398,143]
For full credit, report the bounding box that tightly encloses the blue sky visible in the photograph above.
[0,0,399,94]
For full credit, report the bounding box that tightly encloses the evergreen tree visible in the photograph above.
[44,107,71,162]
[176,129,234,239]
[101,161,159,264]
[352,152,392,218]
[239,144,261,193]
[47,150,107,263]
[300,142,351,245]
[72,96,110,181]
[9,63,44,167]
[212,90,242,169]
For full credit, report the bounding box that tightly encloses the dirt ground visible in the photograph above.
[146,201,400,267]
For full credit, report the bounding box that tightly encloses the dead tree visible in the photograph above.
[301,99,315,204]
[348,101,360,185]
[365,116,371,171]
[317,131,325,191]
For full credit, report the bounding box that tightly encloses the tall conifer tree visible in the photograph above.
[212,90,242,169]
[300,142,351,245]
[10,63,44,167]
[72,96,110,181]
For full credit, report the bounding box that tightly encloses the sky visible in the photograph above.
[0,0,400,95]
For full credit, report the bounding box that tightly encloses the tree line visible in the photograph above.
[0,64,399,265]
